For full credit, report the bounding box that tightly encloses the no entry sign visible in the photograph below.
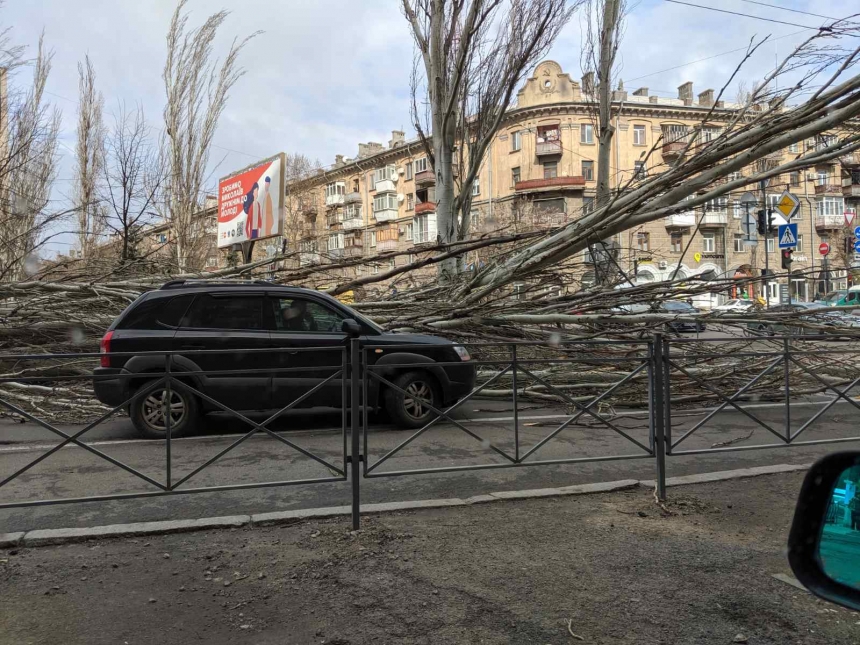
[819,242,830,256]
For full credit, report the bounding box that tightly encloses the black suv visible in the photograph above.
[93,280,476,438]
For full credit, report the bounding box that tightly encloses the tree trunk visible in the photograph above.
[595,0,619,208]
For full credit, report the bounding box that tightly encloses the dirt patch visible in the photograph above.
[2,472,859,644]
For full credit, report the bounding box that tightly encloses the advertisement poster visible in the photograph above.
[217,153,284,248]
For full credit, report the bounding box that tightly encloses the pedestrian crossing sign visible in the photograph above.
[778,222,798,249]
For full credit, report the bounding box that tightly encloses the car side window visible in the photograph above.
[848,292,857,303]
[272,297,345,333]
[118,295,194,329]
[182,294,265,330]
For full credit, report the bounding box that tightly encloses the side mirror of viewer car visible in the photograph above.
[788,451,860,610]
[341,318,362,337]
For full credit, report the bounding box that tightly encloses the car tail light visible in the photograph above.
[100,330,114,367]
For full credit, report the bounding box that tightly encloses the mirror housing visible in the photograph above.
[788,451,860,611]
[341,318,362,338]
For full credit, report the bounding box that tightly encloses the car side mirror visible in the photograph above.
[788,451,860,611]
[341,318,362,337]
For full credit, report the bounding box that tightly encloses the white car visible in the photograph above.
[712,299,755,314]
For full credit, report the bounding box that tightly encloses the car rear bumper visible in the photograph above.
[92,367,129,407]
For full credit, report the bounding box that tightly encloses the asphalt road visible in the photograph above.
[1,391,858,533]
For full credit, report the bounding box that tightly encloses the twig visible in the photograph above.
[567,619,585,641]
[711,428,755,448]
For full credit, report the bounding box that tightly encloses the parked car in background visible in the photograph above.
[93,280,476,438]
[835,286,860,307]
[659,300,706,333]
[815,290,847,307]
[745,302,833,336]
[712,299,755,315]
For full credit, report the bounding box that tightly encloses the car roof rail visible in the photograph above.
[159,279,276,290]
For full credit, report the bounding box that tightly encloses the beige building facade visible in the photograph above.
[274,60,859,305]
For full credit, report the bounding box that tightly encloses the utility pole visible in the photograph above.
[596,0,620,207]
[760,179,770,308]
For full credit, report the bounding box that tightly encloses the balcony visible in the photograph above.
[299,223,317,238]
[373,207,398,222]
[325,193,344,207]
[415,169,435,187]
[815,214,845,231]
[535,139,562,157]
[326,211,342,227]
[814,183,841,195]
[299,252,320,266]
[514,176,585,193]
[376,225,399,251]
[345,191,362,204]
[843,184,860,199]
[664,212,696,228]
[840,152,860,167]
[342,217,364,230]
[700,212,728,226]
[662,141,687,159]
[374,179,396,193]
[327,248,344,260]
[344,237,363,258]
[415,201,435,215]
[300,204,318,219]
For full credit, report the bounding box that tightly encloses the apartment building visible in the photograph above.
[280,60,860,304]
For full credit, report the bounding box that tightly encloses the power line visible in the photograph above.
[739,0,840,22]
[663,0,834,31]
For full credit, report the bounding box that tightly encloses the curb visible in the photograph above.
[2,465,809,549]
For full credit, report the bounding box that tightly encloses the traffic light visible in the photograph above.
[767,209,776,233]
[847,236,856,255]
[756,210,767,235]
[781,249,793,269]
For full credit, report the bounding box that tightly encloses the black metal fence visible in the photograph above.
[1,334,858,529]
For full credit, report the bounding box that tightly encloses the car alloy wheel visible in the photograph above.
[403,380,434,420]
[141,389,186,432]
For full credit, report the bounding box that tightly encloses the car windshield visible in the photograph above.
[663,301,695,311]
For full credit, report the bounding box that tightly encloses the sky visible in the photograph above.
[3,0,858,255]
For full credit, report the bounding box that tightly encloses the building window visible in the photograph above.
[582,197,594,215]
[472,178,480,196]
[511,131,522,152]
[790,171,801,187]
[405,162,413,180]
[733,234,745,253]
[389,258,396,269]
[701,127,720,143]
[406,193,414,210]
[671,233,682,253]
[635,232,650,252]
[373,166,396,185]
[634,161,647,178]
[580,123,594,144]
[328,233,344,251]
[663,124,688,143]
[373,192,398,212]
[788,142,800,154]
[796,234,803,253]
[544,161,558,179]
[414,213,436,243]
[345,203,361,220]
[372,264,379,275]
[414,157,428,173]
[704,197,728,212]
[581,160,594,181]
[406,223,413,240]
[511,166,521,186]
[766,238,774,253]
[817,196,844,217]
[370,231,377,248]
[325,182,345,197]
[633,125,646,146]
[702,232,715,253]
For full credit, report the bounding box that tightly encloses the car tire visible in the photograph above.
[384,371,441,430]
[130,380,200,439]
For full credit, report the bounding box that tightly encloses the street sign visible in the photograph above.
[741,212,756,236]
[693,252,702,263]
[846,210,857,227]
[779,284,790,304]
[819,242,830,256]
[854,225,860,238]
[778,222,798,248]
[775,190,801,220]
[854,239,860,253]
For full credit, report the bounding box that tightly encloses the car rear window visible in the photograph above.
[118,295,193,329]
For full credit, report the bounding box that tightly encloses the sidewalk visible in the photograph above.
[2,472,858,644]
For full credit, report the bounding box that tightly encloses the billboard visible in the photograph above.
[217,153,284,248]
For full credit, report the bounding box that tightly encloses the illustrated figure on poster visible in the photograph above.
[243,182,262,239]
[260,176,276,236]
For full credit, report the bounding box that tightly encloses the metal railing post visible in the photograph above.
[652,333,667,501]
[350,337,361,530]
[512,344,519,463]
[783,337,791,441]
[165,352,172,490]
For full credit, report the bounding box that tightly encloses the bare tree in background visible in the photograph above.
[101,104,163,266]
[161,0,258,271]
[0,33,61,282]
[282,153,322,260]
[73,54,104,259]
[403,0,578,277]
